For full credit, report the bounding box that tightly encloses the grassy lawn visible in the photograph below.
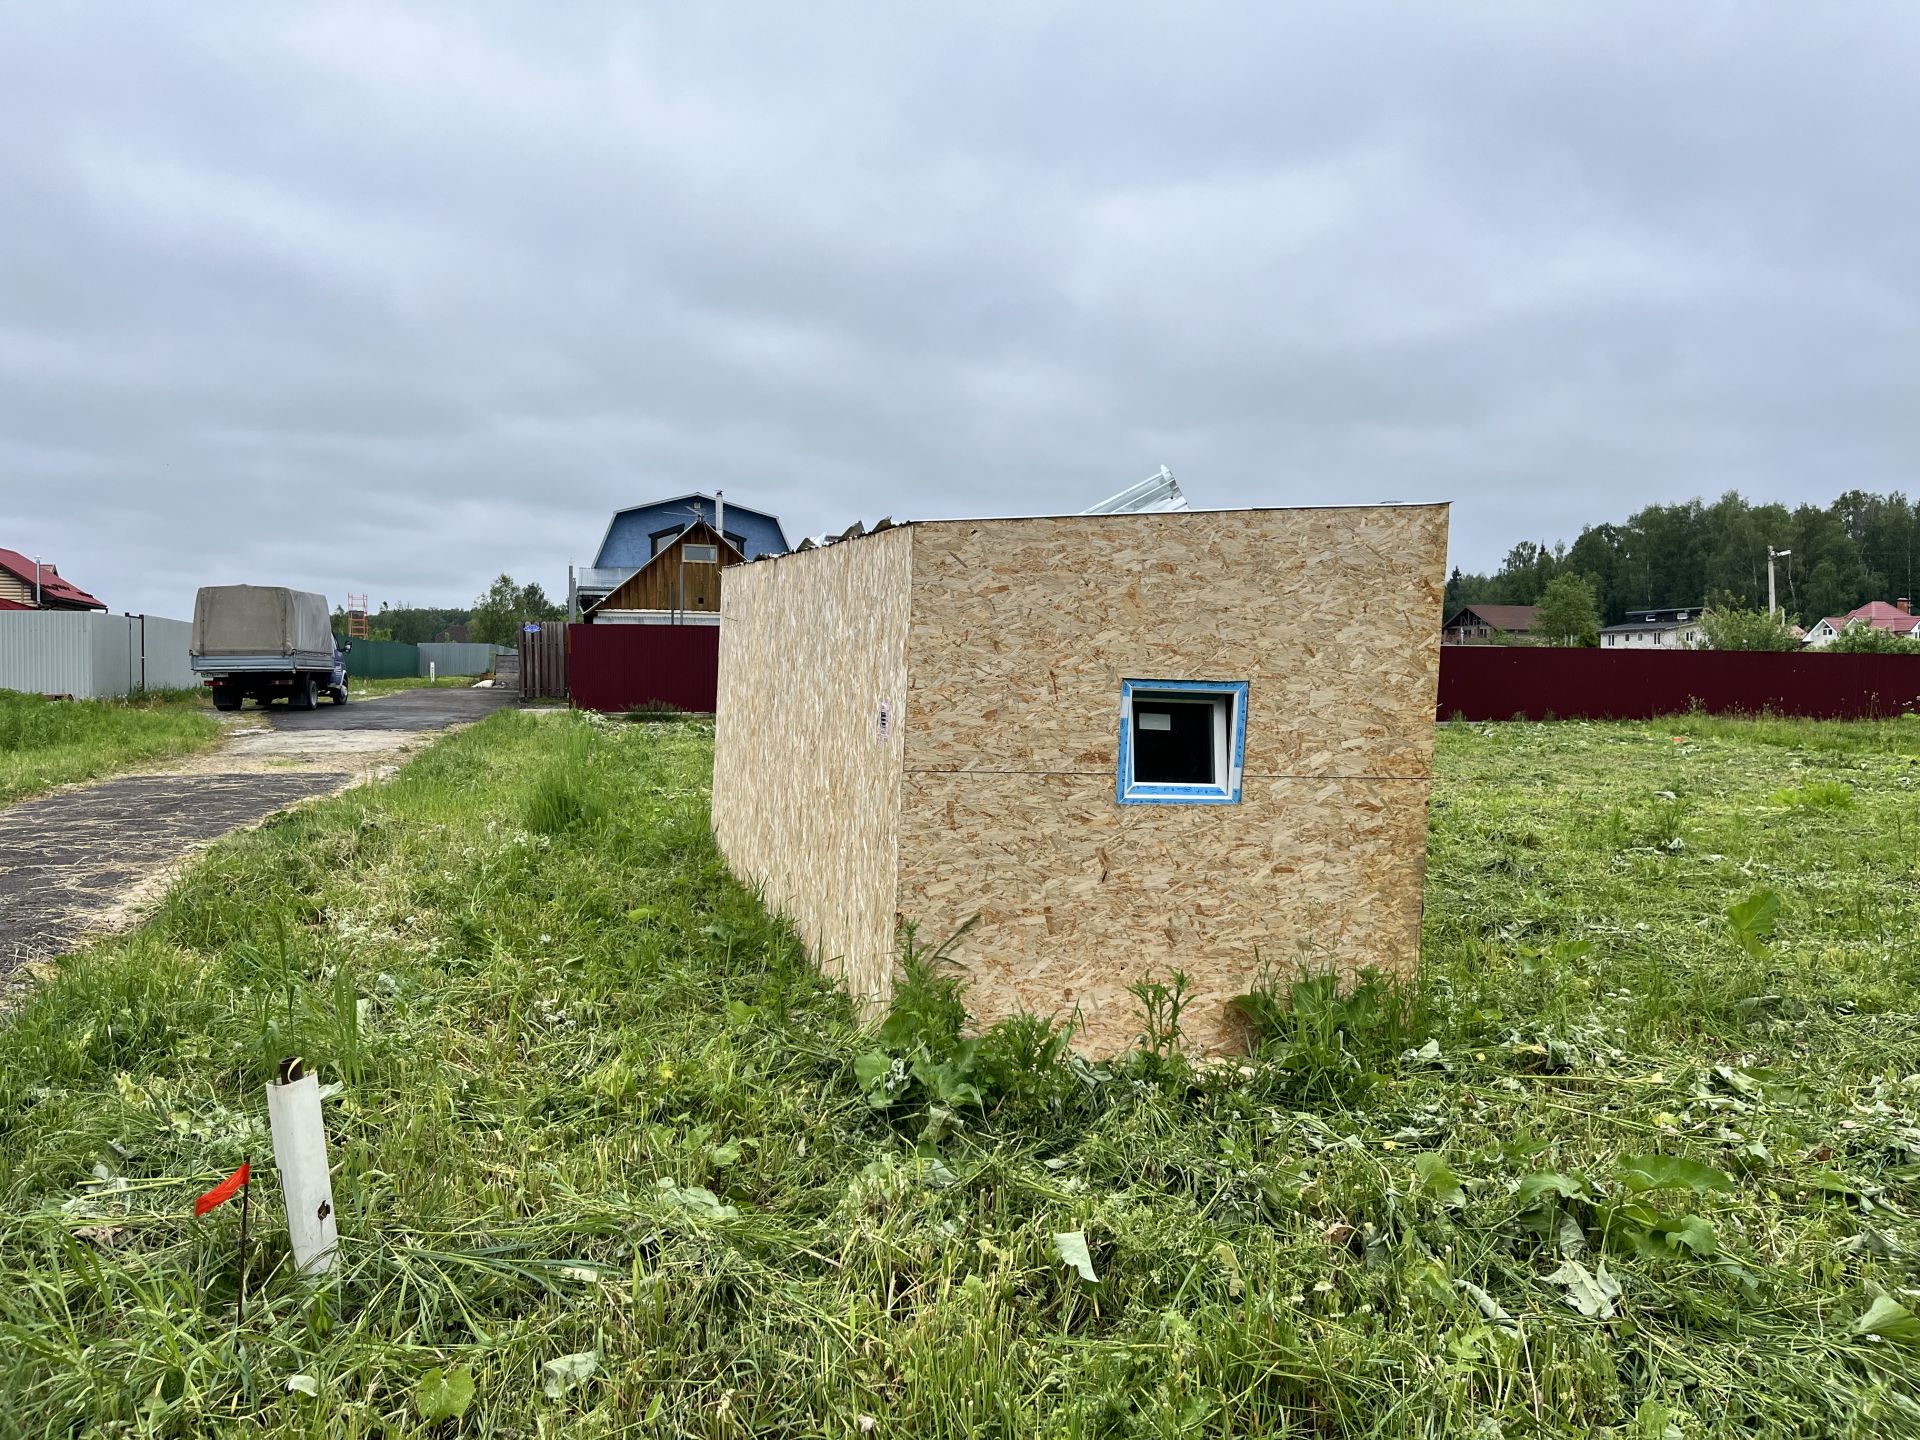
[0,689,221,805]
[345,676,485,700]
[1,712,1916,1435]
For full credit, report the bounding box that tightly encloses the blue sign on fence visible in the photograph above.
[523,622,542,634]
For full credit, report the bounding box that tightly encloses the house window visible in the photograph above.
[683,544,719,564]
[1116,680,1248,805]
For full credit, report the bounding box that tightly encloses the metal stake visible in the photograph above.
[235,1154,251,1330]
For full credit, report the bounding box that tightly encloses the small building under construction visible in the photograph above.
[712,504,1450,1054]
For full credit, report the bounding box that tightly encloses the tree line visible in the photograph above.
[329,575,563,647]
[1447,489,1920,628]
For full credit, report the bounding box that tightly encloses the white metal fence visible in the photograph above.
[416,642,501,676]
[0,611,196,699]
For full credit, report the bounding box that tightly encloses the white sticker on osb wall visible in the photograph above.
[877,699,891,743]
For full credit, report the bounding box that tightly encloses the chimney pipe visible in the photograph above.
[1898,597,1912,615]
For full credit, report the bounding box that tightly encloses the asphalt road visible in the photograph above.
[0,684,518,984]
[270,684,518,732]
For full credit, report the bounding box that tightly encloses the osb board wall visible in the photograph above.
[897,506,1449,1054]
[711,525,912,1005]
[903,507,1448,780]
[895,772,1430,1053]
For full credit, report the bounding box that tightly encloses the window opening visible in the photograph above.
[1116,680,1247,805]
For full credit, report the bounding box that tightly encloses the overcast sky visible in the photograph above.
[3,5,1917,617]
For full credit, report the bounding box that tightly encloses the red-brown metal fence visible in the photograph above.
[567,623,719,713]
[1437,646,1920,721]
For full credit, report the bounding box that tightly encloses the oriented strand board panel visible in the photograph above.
[895,772,1432,1054]
[896,506,1448,1054]
[714,505,1448,1057]
[903,507,1448,780]
[712,527,912,1005]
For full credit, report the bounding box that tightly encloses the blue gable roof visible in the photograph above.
[593,494,790,567]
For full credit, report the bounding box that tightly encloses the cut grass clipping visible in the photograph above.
[0,689,220,804]
[1,711,1917,1435]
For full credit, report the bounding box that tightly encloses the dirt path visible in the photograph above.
[0,686,516,992]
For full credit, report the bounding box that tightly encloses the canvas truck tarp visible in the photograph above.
[191,586,335,658]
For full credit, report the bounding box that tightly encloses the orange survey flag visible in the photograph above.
[194,1162,251,1217]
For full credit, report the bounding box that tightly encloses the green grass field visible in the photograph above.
[1,713,1916,1436]
[0,689,221,804]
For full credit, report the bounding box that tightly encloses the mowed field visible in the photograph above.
[0,711,1916,1437]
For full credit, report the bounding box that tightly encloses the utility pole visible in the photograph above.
[32,555,41,608]
[1767,546,1792,621]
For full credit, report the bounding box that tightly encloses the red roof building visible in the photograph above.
[0,548,107,611]
[1804,599,1918,646]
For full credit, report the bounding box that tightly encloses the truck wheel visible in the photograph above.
[329,686,348,705]
[293,676,318,710]
[213,690,241,712]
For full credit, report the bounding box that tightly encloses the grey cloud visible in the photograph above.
[1,3,1917,616]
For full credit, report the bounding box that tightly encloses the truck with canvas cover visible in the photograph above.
[190,585,348,710]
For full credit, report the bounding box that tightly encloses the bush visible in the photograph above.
[1697,606,1802,651]
[1823,623,1920,654]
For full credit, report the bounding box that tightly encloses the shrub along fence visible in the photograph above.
[568,623,718,713]
[1438,645,1920,721]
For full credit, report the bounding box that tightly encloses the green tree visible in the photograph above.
[1452,486,1919,629]
[1697,605,1801,652]
[1536,573,1601,647]
[469,575,562,646]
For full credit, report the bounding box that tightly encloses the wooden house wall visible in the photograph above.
[598,524,740,615]
[710,526,913,1007]
[894,506,1449,1053]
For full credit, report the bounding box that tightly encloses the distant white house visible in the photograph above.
[1803,600,1919,647]
[1600,606,1704,650]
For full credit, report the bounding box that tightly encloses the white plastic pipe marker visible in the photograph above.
[267,1057,338,1275]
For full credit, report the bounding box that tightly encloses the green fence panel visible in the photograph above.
[344,639,420,679]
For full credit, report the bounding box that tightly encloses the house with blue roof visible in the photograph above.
[575,494,791,617]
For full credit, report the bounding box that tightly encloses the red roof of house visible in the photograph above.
[0,548,106,610]
[1817,601,1920,636]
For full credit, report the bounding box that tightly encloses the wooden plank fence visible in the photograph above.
[519,625,567,701]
